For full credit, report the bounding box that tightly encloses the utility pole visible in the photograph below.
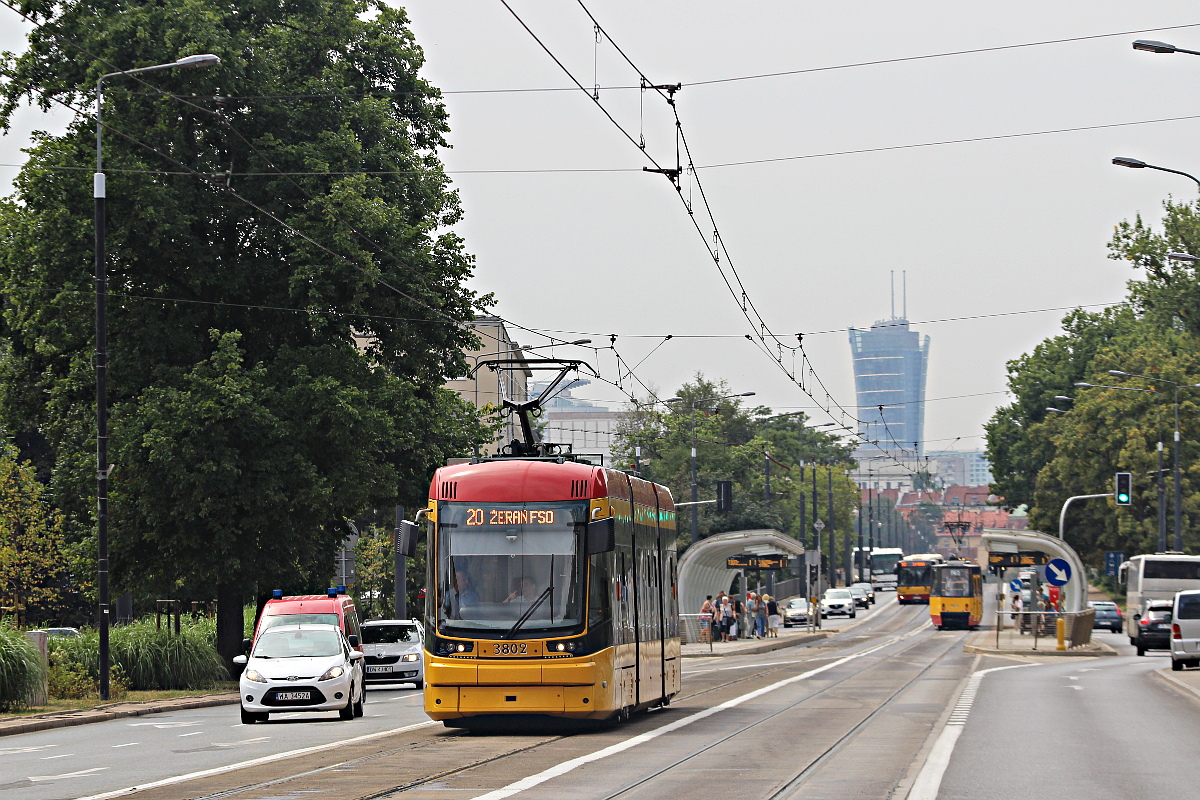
[828,466,836,587]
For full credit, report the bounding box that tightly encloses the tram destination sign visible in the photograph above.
[987,551,1051,568]
[726,554,789,570]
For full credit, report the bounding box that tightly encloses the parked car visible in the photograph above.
[1133,600,1174,656]
[821,588,856,619]
[361,619,424,688]
[848,585,871,609]
[850,582,876,605]
[1170,590,1200,671]
[1088,601,1123,633]
[32,627,80,638]
[783,598,811,627]
[234,623,365,724]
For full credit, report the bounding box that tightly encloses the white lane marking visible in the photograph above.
[907,663,1039,800]
[210,737,270,747]
[1067,676,1079,681]
[1069,685,1083,691]
[128,721,199,729]
[111,743,139,748]
[75,720,437,800]
[0,744,57,756]
[41,754,73,759]
[29,767,109,782]
[179,732,204,737]
[469,637,902,800]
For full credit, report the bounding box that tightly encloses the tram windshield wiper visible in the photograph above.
[502,585,553,640]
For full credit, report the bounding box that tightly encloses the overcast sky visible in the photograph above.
[4,2,1200,464]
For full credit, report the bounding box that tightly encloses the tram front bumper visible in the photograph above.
[425,683,607,719]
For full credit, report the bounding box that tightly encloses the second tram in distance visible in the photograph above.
[895,553,945,604]
[422,458,680,725]
[929,559,983,630]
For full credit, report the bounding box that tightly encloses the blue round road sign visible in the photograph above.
[1009,578,1022,593]
[1045,558,1072,587]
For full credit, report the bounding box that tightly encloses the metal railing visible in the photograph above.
[994,607,1095,650]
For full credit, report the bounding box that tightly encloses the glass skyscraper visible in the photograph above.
[849,317,930,461]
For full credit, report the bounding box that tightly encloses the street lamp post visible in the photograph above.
[94,53,220,701]
[680,392,755,543]
[1112,157,1200,192]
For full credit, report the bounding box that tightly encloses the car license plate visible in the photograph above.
[366,665,392,673]
[275,691,311,701]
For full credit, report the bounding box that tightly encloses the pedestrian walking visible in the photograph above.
[754,592,768,638]
[732,595,745,640]
[766,594,780,638]
[699,595,714,643]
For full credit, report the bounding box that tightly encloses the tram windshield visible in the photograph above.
[934,567,972,597]
[436,501,587,636]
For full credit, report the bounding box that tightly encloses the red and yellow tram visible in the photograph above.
[422,458,680,725]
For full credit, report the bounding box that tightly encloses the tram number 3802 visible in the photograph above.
[493,643,528,655]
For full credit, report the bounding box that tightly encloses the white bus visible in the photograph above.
[870,548,904,591]
[1119,554,1200,641]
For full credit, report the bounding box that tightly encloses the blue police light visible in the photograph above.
[335,585,346,595]
[272,589,283,599]
[327,587,338,597]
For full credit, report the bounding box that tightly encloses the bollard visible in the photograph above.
[1056,615,1066,651]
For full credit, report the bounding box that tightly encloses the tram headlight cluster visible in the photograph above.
[432,637,474,657]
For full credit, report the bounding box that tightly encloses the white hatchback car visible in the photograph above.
[821,588,856,619]
[361,619,424,688]
[234,624,365,724]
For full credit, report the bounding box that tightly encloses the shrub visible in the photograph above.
[0,623,48,711]
[50,617,227,692]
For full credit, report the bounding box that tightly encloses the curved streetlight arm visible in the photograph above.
[1112,157,1200,192]
[1059,494,1114,538]
[1133,39,1200,57]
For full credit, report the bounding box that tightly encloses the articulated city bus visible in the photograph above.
[423,458,680,726]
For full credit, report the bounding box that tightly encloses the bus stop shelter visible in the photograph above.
[981,528,1088,613]
[677,529,806,616]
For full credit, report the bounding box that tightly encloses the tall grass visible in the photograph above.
[51,617,227,691]
[0,623,47,711]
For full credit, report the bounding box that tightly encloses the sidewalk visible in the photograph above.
[682,625,830,658]
[0,691,238,738]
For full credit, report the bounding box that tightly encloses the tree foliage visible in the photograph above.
[612,374,859,555]
[0,0,489,657]
[0,443,68,621]
[986,196,1200,566]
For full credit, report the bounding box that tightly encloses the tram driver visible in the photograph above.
[443,565,480,620]
[504,576,538,603]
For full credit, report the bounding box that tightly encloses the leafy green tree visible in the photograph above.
[0,443,68,624]
[0,0,487,664]
[613,374,857,554]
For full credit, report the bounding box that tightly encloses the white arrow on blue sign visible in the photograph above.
[1045,558,1072,586]
[1009,578,1022,593]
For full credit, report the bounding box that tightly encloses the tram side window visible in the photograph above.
[589,553,612,629]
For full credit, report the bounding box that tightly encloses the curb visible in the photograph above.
[1152,668,1200,702]
[682,631,829,658]
[0,693,239,738]
[962,629,1118,658]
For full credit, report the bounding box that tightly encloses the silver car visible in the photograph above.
[821,588,856,619]
[361,619,424,688]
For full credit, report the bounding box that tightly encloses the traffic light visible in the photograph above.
[716,480,733,512]
[1115,472,1132,506]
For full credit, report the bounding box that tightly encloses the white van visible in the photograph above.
[1170,590,1200,671]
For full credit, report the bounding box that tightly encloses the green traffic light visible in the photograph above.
[1117,493,1130,503]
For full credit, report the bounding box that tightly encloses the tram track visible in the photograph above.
[592,624,960,800]
[147,600,934,800]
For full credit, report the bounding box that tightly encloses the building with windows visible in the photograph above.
[848,316,930,461]
[926,450,994,488]
[531,378,626,465]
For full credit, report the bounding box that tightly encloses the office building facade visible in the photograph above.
[848,317,930,461]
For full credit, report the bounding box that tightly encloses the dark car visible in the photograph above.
[1133,601,1173,656]
[1089,601,1122,633]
